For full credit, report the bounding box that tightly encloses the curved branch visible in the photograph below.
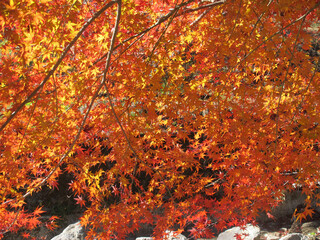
[237,2,320,66]
[0,0,121,233]
[31,0,122,199]
[103,82,174,200]
[180,0,225,15]
[148,7,179,60]
[0,0,117,133]
[273,14,308,158]
[93,0,196,66]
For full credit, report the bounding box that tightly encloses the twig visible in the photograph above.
[0,209,21,235]
[103,82,174,199]
[180,0,225,15]
[148,7,179,60]
[273,15,306,158]
[93,0,196,66]
[92,0,227,65]
[290,57,320,123]
[0,0,120,233]
[237,2,320,66]
[190,8,211,27]
[0,0,117,133]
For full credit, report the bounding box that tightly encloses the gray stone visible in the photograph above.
[164,231,187,240]
[301,221,320,235]
[279,233,309,240]
[258,230,283,240]
[217,224,260,240]
[136,231,187,240]
[51,221,85,240]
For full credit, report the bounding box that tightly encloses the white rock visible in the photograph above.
[217,224,260,240]
[164,230,187,240]
[136,230,187,240]
[51,221,85,240]
[279,233,309,240]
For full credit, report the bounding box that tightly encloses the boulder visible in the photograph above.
[136,230,187,240]
[51,221,85,240]
[217,224,260,240]
[279,233,309,240]
[301,221,320,236]
[258,230,284,240]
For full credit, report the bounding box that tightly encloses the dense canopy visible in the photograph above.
[0,0,320,239]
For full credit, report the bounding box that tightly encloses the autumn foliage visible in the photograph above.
[0,0,320,239]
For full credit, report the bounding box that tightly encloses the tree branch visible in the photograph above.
[0,0,117,133]
[180,0,226,15]
[0,0,121,233]
[237,2,320,66]
[93,0,196,66]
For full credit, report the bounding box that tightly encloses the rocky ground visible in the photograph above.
[4,211,320,240]
[3,173,320,239]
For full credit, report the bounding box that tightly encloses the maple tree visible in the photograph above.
[0,0,320,239]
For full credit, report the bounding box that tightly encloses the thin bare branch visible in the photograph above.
[0,209,21,235]
[227,0,242,40]
[148,7,179,60]
[190,7,211,27]
[93,0,196,66]
[181,0,225,15]
[103,82,174,199]
[0,0,117,133]
[237,2,320,66]
[290,57,320,123]
[31,0,122,198]
[0,0,121,232]
[273,15,306,158]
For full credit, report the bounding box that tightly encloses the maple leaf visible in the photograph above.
[295,207,315,222]
[74,196,86,207]
[21,232,30,239]
[189,227,199,238]
[46,216,60,231]
[33,207,45,216]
